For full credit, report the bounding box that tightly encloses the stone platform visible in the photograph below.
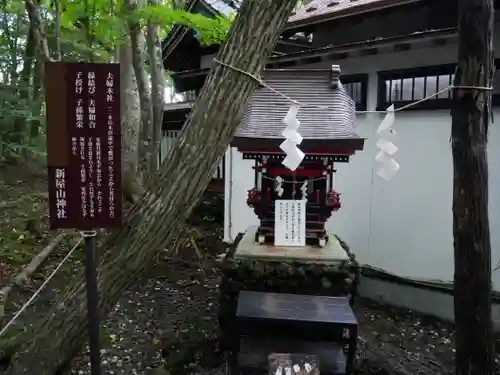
[218,227,360,349]
[235,226,349,264]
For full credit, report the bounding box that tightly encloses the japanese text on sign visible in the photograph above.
[46,62,122,229]
[107,72,116,219]
[55,168,67,219]
[274,199,306,247]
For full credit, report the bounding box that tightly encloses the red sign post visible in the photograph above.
[46,62,122,375]
[46,62,122,230]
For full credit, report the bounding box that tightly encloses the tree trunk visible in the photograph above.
[146,0,165,169]
[29,57,43,141]
[120,38,143,204]
[24,0,52,147]
[452,1,495,375]
[124,0,155,179]
[24,0,51,67]
[1,0,297,373]
[19,28,35,99]
[16,25,36,160]
[53,0,62,60]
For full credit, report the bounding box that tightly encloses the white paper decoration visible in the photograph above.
[280,104,304,171]
[300,180,308,201]
[275,176,284,197]
[375,105,400,180]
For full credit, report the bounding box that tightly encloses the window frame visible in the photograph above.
[341,74,368,111]
[377,61,500,111]
[376,64,456,111]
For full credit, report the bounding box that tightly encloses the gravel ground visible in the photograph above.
[69,255,500,375]
[70,255,226,375]
[2,224,499,375]
[3,243,498,375]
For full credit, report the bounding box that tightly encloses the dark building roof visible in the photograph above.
[232,69,364,150]
[162,0,420,71]
[199,0,418,26]
[287,0,419,28]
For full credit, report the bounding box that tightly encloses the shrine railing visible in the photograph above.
[160,130,225,180]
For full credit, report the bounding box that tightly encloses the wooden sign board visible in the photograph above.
[274,199,306,247]
[45,62,122,229]
[268,353,319,375]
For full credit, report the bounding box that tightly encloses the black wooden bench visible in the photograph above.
[230,291,358,375]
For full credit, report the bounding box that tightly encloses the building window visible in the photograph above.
[341,74,368,111]
[377,64,456,110]
[340,74,368,111]
[180,90,197,102]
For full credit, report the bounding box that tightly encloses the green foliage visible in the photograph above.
[137,5,232,44]
[0,0,231,164]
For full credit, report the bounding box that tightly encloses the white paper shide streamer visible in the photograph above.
[275,176,284,197]
[375,104,400,180]
[280,104,304,171]
[300,181,308,201]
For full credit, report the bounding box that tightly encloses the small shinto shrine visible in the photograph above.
[231,66,364,259]
[219,66,365,375]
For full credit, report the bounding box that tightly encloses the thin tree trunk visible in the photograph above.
[21,1,48,161]
[146,0,165,169]
[452,1,494,375]
[8,15,20,87]
[29,57,43,141]
[120,38,143,204]
[53,0,62,60]
[19,28,35,99]
[124,0,155,178]
[24,0,51,66]
[16,26,36,160]
[1,0,297,373]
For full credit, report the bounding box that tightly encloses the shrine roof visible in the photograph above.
[232,69,364,151]
[287,0,415,28]
[196,0,415,28]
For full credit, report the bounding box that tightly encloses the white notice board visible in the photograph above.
[274,199,306,247]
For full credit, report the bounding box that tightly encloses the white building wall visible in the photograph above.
[160,130,225,179]
[224,33,500,291]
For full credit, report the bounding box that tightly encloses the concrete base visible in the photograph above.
[358,275,500,332]
[234,226,349,264]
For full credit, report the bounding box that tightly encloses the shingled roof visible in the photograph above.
[291,0,381,22]
[232,69,364,150]
[287,0,417,27]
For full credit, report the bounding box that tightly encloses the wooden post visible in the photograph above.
[451,1,495,374]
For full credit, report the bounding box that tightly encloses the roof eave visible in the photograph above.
[162,0,200,61]
[272,27,457,64]
[285,0,422,30]
[171,27,458,81]
[231,137,366,151]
